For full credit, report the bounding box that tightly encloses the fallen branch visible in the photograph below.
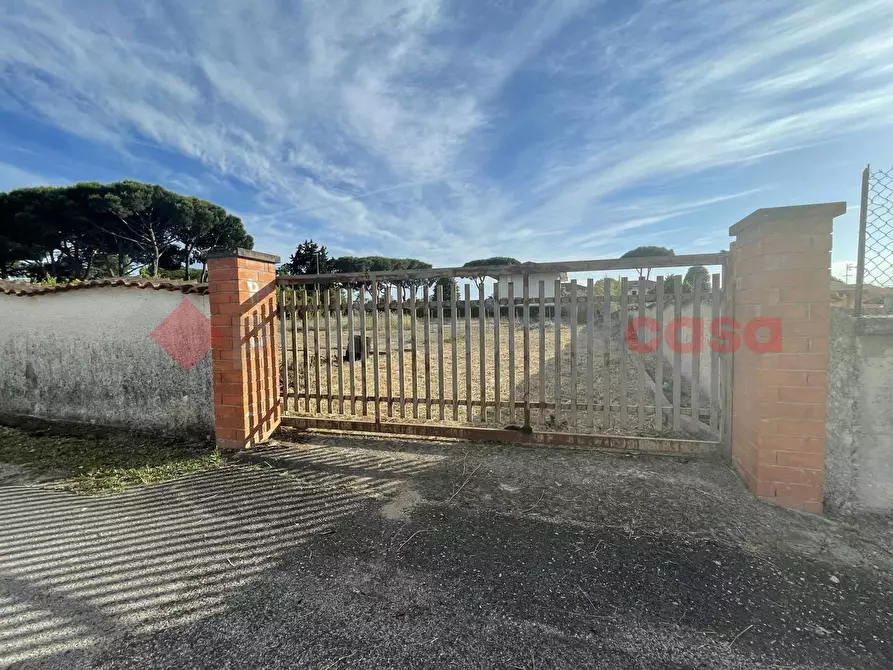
[726,624,753,650]
[396,529,427,552]
[446,463,481,503]
[322,651,356,670]
[577,585,597,612]
[522,490,545,514]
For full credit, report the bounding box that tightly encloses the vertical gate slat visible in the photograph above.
[637,277,646,429]
[538,281,546,425]
[710,273,721,431]
[464,284,473,422]
[673,280,683,431]
[424,285,432,419]
[261,308,272,427]
[451,286,459,420]
[602,278,611,429]
[360,285,368,417]
[384,287,392,418]
[324,290,332,413]
[247,311,259,430]
[493,283,501,424]
[553,279,562,425]
[437,284,446,420]
[290,289,300,414]
[410,291,418,419]
[302,290,311,414]
[721,257,734,448]
[619,277,628,427]
[263,305,275,429]
[372,280,381,423]
[586,278,595,430]
[347,287,356,415]
[691,278,702,426]
[523,275,531,429]
[397,290,405,418]
[314,291,322,413]
[266,302,277,429]
[569,279,578,429]
[279,294,289,414]
[335,290,344,414]
[507,282,516,425]
[264,306,275,430]
[654,277,664,430]
[479,283,486,423]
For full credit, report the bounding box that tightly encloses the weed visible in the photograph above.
[0,422,224,494]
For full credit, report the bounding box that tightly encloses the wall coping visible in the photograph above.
[206,248,280,263]
[729,202,846,237]
[0,277,208,297]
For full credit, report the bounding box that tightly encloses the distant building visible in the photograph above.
[496,272,567,301]
[627,276,656,297]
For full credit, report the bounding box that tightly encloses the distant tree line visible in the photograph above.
[281,239,464,303]
[0,181,252,282]
[620,246,712,295]
[280,242,716,305]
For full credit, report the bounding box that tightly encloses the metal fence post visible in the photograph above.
[854,165,869,316]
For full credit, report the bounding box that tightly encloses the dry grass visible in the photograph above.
[281,311,696,436]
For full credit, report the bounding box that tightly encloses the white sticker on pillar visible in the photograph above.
[246,279,259,297]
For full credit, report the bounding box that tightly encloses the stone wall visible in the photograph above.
[0,287,213,436]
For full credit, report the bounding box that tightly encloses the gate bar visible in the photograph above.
[281,416,721,456]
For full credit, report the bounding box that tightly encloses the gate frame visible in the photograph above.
[275,252,731,457]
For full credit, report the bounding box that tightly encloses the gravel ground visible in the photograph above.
[2,431,892,669]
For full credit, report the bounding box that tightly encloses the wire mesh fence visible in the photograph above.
[855,165,893,315]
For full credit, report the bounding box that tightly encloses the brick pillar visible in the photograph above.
[207,248,282,450]
[729,203,845,513]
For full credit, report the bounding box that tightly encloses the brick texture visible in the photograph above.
[208,254,281,450]
[729,206,842,514]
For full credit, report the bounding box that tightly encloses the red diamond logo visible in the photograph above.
[151,298,212,370]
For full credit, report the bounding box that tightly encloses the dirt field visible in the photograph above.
[282,313,675,435]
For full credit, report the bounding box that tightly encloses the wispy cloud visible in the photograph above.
[0,0,890,265]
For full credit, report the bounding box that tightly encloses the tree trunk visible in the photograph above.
[183,245,192,280]
[82,250,96,280]
[148,226,160,277]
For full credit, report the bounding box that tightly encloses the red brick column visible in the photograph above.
[207,248,281,450]
[729,203,845,513]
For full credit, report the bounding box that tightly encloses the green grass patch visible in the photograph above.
[0,421,224,494]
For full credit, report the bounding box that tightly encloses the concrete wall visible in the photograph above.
[659,299,714,400]
[638,298,715,401]
[825,309,893,513]
[0,287,213,436]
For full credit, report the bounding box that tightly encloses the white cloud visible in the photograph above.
[0,0,891,266]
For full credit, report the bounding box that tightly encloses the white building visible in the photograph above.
[627,278,657,297]
[496,272,567,300]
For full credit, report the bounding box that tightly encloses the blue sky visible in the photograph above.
[1,0,891,280]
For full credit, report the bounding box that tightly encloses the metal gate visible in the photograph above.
[277,254,731,455]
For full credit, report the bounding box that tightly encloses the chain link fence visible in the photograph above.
[855,165,893,315]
